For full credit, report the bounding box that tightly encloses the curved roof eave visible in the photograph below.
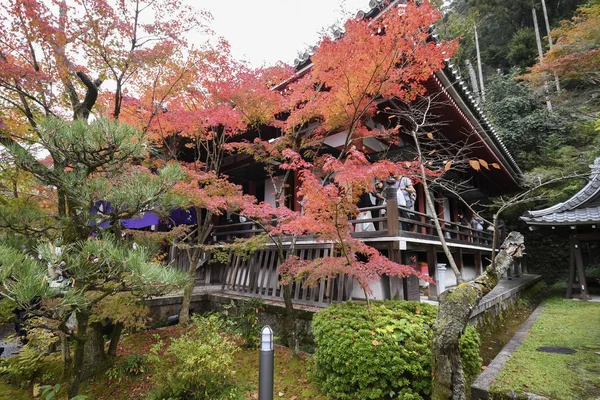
[521,158,600,224]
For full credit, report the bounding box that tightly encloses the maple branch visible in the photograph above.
[74,71,102,120]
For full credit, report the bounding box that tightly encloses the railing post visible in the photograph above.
[386,199,399,236]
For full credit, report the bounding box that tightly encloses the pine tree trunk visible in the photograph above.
[82,322,109,379]
[68,311,89,398]
[431,232,524,399]
[60,331,71,380]
[107,322,123,358]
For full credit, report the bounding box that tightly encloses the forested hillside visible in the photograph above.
[439,0,600,178]
[438,0,600,282]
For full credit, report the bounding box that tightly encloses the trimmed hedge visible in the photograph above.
[312,301,482,400]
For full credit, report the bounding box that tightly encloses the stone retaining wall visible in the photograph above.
[469,275,543,327]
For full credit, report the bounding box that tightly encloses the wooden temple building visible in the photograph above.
[170,0,523,306]
[521,158,600,301]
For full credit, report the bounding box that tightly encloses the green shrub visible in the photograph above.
[0,345,44,388]
[312,301,482,400]
[459,325,483,383]
[0,298,18,323]
[221,298,264,349]
[106,354,148,382]
[149,314,241,400]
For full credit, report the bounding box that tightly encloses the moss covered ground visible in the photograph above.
[490,296,600,399]
[0,324,326,400]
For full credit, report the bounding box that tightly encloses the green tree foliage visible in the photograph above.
[527,1,600,88]
[312,301,482,400]
[439,0,585,72]
[485,73,570,170]
[507,28,538,69]
[0,117,187,396]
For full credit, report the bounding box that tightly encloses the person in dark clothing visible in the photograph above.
[373,180,385,230]
[356,192,375,232]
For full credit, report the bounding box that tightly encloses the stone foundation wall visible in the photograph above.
[468,275,543,327]
[146,275,542,348]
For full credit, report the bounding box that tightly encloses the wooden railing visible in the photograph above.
[349,201,494,246]
[209,200,494,247]
[221,244,353,306]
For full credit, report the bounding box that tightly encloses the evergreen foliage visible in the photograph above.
[312,301,482,400]
[439,0,585,71]
[0,117,188,395]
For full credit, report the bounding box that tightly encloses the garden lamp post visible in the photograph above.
[259,325,274,400]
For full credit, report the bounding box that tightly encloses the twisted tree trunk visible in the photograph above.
[431,231,525,400]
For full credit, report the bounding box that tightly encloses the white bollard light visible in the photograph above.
[259,325,274,400]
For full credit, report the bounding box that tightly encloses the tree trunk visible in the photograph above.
[180,244,203,325]
[68,311,89,398]
[107,322,123,358]
[431,232,524,400]
[59,331,71,380]
[179,278,195,325]
[281,283,299,353]
[82,322,109,378]
[180,209,212,325]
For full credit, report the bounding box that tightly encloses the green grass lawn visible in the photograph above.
[490,296,600,399]
[0,324,326,400]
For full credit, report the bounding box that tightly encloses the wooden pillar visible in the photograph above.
[475,250,482,276]
[453,249,463,272]
[292,171,302,212]
[386,198,399,236]
[403,252,420,301]
[388,242,404,300]
[573,238,590,301]
[427,245,438,300]
[437,192,445,229]
[248,180,257,197]
[566,237,576,299]
[417,184,426,234]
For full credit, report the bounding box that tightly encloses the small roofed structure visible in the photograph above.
[521,158,600,300]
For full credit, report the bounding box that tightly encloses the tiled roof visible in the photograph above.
[521,158,600,225]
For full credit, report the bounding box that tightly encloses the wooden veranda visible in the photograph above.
[170,199,497,307]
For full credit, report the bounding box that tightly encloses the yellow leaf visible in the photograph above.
[444,160,452,171]
[428,149,436,155]
[469,159,481,171]
[479,159,489,170]
[426,132,434,139]
[491,163,501,169]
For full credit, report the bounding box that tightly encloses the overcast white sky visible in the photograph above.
[188,0,371,67]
